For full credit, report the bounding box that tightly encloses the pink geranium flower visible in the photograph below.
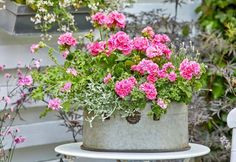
[115,76,137,98]
[133,37,149,51]
[168,72,177,82]
[139,82,157,100]
[107,11,126,28]
[142,26,155,38]
[131,59,159,75]
[58,32,77,47]
[48,98,61,111]
[146,45,163,58]
[147,74,157,83]
[87,41,106,56]
[179,59,201,80]
[108,31,133,55]
[152,34,170,44]
[91,12,107,26]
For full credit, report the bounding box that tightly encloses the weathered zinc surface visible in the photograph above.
[83,103,188,152]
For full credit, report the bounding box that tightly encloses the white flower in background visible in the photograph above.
[220,135,231,150]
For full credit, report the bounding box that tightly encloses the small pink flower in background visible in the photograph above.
[4,73,11,79]
[17,69,23,77]
[87,41,106,56]
[10,107,14,112]
[66,68,77,76]
[103,73,112,84]
[34,59,41,68]
[157,98,167,109]
[91,12,107,26]
[48,98,61,111]
[4,96,11,104]
[179,59,201,80]
[133,37,149,51]
[146,45,163,58]
[142,26,155,38]
[115,76,137,98]
[107,11,126,28]
[0,64,5,72]
[30,44,40,53]
[14,136,26,144]
[58,32,77,47]
[61,82,72,92]
[168,72,177,82]
[62,50,69,59]
[18,75,33,86]
[139,82,157,100]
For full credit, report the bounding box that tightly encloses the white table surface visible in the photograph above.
[55,142,210,160]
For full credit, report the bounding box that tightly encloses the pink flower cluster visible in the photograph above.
[61,82,72,92]
[132,60,177,83]
[115,76,137,98]
[87,41,106,56]
[0,64,5,72]
[108,31,132,55]
[92,11,126,28]
[62,50,69,59]
[152,34,171,44]
[66,68,77,76]
[131,59,159,75]
[14,136,26,144]
[133,36,149,51]
[18,75,33,86]
[30,44,40,53]
[139,82,157,100]
[142,26,155,38]
[146,43,171,59]
[48,98,61,111]
[103,73,112,84]
[156,98,167,109]
[179,59,201,80]
[58,32,77,47]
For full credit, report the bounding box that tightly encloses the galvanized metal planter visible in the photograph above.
[0,0,92,35]
[82,103,189,152]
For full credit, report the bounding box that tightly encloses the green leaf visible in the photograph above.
[40,108,51,118]
[62,101,71,112]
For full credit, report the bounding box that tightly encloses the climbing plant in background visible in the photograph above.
[196,0,236,43]
[193,0,236,161]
